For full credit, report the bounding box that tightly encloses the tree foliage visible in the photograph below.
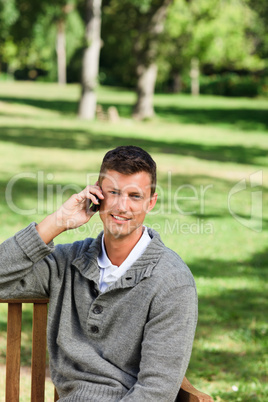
[0,0,83,79]
[0,0,267,92]
[156,0,266,91]
[0,0,19,69]
[248,0,268,59]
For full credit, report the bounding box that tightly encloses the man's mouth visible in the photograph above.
[111,214,131,222]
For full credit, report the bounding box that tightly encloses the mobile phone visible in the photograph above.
[91,197,101,212]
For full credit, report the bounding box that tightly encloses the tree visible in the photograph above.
[132,0,173,119]
[78,0,102,120]
[247,0,268,61]
[36,1,76,85]
[5,0,47,75]
[54,3,75,85]
[0,0,84,83]
[101,0,173,119]
[158,0,265,94]
[0,0,25,74]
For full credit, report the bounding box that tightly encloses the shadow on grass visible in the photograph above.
[191,249,268,334]
[99,100,268,132]
[153,105,268,132]
[198,286,267,328]
[191,249,268,335]
[189,347,266,401]
[188,250,268,400]
[0,97,78,115]
[0,126,267,166]
[191,247,268,279]
[190,347,266,383]
[1,95,268,131]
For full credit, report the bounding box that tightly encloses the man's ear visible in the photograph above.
[147,193,158,212]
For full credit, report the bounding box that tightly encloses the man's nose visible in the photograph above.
[116,195,128,211]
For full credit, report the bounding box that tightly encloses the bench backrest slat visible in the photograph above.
[0,299,58,402]
[31,302,48,402]
[6,303,22,401]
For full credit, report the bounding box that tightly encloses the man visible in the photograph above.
[0,146,198,401]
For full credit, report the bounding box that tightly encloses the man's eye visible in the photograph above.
[110,191,119,195]
[131,194,142,199]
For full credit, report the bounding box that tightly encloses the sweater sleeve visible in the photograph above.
[0,223,55,299]
[121,284,198,402]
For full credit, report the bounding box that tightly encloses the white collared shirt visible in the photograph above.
[97,227,151,292]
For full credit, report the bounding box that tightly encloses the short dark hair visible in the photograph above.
[99,146,157,196]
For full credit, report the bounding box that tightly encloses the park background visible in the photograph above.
[0,0,267,401]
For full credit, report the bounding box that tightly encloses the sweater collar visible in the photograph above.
[72,229,164,290]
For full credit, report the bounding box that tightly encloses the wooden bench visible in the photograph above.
[0,299,214,402]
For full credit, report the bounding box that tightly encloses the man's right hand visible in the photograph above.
[36,184,104,244]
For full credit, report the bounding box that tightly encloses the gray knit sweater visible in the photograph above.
[0,223,198,401]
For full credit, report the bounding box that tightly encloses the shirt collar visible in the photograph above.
[97,226,151,271]
[97,235,113,269]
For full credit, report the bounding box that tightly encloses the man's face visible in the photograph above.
[99,170,157,241]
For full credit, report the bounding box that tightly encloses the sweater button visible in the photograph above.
[91,325,99,334]
[93,305,103,314]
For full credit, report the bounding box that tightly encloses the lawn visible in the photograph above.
[0,81,267,401]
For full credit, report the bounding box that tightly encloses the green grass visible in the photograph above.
[0,81,267,401]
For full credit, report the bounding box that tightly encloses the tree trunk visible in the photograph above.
[172,72,182,93]
[78,0,102,120]
[133,0,173,120]
[133,63,158,120]
[190,57,200,96]
[56,19,66,85]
